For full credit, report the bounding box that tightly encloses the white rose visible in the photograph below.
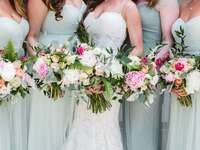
[186,70,200,94]
[80,51,97,67]
[10,77,22,88]
[0,62,16,81]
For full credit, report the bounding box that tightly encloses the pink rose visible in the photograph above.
[175,62,185,71]
[76,47,85,56]
[155,58,162,66]
[125,71,146,91]
[141,57,148,65]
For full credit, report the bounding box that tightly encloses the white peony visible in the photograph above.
[185,70,200,94]
[80,51,97,67]
[63,69,80,85]
[0,62,16,81]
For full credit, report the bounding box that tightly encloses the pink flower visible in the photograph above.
[141,57,148,65]
[38,63,49,79]
[164,72,175,83]
[175,62,185,71]
[76,47,85,56]
[20,56,28,62]
[125,71,146,91]
[155,58,162,66]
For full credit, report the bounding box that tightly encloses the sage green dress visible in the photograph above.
[125,3,162,150]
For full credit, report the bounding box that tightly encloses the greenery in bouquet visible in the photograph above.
[0,41,35,104]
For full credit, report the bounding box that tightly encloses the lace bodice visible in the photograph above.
[39,2,86,45]
[172,17,200,55]
[0,17,29,51]
[84,12,127,55]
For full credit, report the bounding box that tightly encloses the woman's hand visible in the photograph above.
[156,45,170,61]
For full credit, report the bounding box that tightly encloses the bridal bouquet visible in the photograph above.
[74,43,124,113]
[0,41,34,103]
[32,44,77,100]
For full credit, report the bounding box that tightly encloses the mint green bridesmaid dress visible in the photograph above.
[28,2,86,150]
[0,17,29,150]
[125,3,162,150]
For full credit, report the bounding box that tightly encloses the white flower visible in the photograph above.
[80,51,97,67]
[0,62,16,81]
[109,59,123,78]
[95,62,106,76]
[185,70,200,94]
[10,77,22,88]
[23,73,35,88]
[127,92,140,102]
[51,63,59,72]
[66,55,76,65]
[93,47,110,58]
[0,85,11,97]
[150,75,159,86]
[63,69,80,85]
[128,55,141,64]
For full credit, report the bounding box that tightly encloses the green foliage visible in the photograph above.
[76,23,95,46]
[4,41,18,62]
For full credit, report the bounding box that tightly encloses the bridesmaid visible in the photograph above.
[0,0,29,150]
[27,0,86,150]
[124,0,179,150]
[167,1,200,150]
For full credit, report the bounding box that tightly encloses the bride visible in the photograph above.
[62,0,143,150]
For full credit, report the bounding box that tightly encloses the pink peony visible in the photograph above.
[76,47,85,56]
[164,72,175,83]
[126,71,146,91]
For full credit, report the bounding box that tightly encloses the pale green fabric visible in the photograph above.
[28,3,86,150]
[124,4,162,150]
[0,17,29,150]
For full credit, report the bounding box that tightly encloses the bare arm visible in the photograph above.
[124,1,144,56]
[26,0,48,55]
[156,0,179,59]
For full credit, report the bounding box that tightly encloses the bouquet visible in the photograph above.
[0,41,34,104]
[122,54,159,106]
[73,43,124,113]
[32,44,77,100]
[159,57,198,106]
[160,26,200,107]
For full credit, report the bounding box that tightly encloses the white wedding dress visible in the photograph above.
[166,17,200,150]
[62,12,126,150]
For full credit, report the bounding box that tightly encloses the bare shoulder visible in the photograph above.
[123,0,139,17]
